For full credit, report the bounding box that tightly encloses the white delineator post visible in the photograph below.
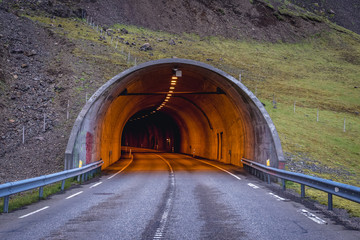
[43,113,46,132]
[22,126,25,144]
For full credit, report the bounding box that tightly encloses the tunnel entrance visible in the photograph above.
[65,59,285,170]
[122,110,180,152]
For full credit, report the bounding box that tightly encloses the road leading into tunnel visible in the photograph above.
[0,150,359,240]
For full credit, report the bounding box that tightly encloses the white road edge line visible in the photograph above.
[196,159,241,180]
[66,191,83,199]
[90,182,102,188]
[299,209,327,225]
[268,192,287,201]
[248,183,259,189]
[107,155,134,179]
[19,206,49,219]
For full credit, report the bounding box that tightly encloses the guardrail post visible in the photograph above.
[267,174,271,184]
[39,186,44,199]
[3,196,10,213]
[301,184,305,198]
[282,179,286,191]
[241,158,360,209]
[81,174,85,183]
[61,180,66,191]
[328,193,333,210]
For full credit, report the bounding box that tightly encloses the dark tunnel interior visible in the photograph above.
[121,110,181,152]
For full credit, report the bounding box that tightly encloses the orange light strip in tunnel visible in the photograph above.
[131,74,180,120]
[156,75,179,111]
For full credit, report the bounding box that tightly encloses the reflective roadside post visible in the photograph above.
[266,159,270,167]
[266,159,271,184]
[78,160,83,182]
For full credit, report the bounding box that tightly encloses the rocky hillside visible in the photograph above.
[288,0,360,35]
[0,0,359,184]
[7,0,360,39]
[1,0,331,42]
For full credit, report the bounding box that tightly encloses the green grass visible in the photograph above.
[24,14,360,216]
[285,181,360,217]
[0,173,101,213]
[0,178,76,212]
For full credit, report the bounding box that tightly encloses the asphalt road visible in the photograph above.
[0,150,359,239]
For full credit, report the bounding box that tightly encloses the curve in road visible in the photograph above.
[0,151,359,240]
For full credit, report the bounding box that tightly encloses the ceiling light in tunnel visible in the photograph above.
[165,99,169,102]
[171,82,176,86]
[172,76,178,80]
[167,94,172,97]
[170,87,175,90]
[166,96,170,99]
[175,70,182,77]
[169,90,173,93]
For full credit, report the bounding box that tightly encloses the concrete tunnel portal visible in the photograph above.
[65,59,285,170]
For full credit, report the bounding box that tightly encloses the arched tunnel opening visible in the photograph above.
[65,59,285,170]
[122,110,181,152]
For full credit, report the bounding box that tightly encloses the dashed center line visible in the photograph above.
[152,154,175,240]
[299,209,327,225]
[248,183,259,189]
[66,191,83,199]
[19,206,49,219]
[155,154,174,173]
[268,192,287,201]
[90,182,102,188]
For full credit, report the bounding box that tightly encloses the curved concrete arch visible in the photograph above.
[65,58,285,170]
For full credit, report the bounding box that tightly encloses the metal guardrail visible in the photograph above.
[0,160,103,213]
[241,158,360,210]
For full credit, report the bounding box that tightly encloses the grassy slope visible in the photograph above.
[28,15,360,215]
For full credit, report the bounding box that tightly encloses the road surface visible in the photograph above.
[0,150,359,239]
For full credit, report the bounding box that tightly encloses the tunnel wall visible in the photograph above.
[65,59,285,170]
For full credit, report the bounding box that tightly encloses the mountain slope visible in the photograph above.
[288,0,360,35]
[0,0,359,216]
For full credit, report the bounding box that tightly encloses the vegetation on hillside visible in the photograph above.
[25,13,360,215]
[32,12,360,206]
